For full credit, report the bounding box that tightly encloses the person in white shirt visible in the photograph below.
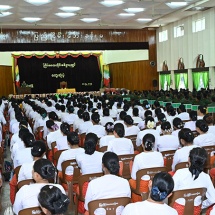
[166,105,177,128]
[177,104,189,121]
[171,128,198,172]
[184,111,197,131]
[99,122,115,148]
[197,105,207,120]
[124,115,140,136]
[86,113,106,138]
[172,117,184,137]
[156,113,167,135]
[156,121,179,152]
[13,158,65,215]
[76,133,103,175]
[33,108,48,133]
[108,123,134,155]
[137,110,153,131]
[73,109,84,132]
[194,119,215,147]
[100,108,114,126]
[204,113,215,134]
[173,148,215,214]
[38,185,70,215]
[136,116,160,147]
[139,100,151,120]
[56,123,71,150]
[132,107,142,124]
[130,133,164,202]
[78,112,93,134]
[122,172,177,215]
[84,152,131,212]
[61,105,78,125]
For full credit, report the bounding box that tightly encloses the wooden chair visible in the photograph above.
[53,149,66,167]
[14,165,21,181]
[98,146,107,153]
[70,124,73,132]
[203,145,215,173]
[17,179,35,190]
[125,135,138,151]
[60,81,67,89]
[175,162,189,172]
[75,172,103,215]
[88,197,130,215]
[168,188,206,215]
[36,126,44,140]
[61,159,81,210]
[79,133,86,147]
[118,154,136,179]
[18,206,45,215]
[51,141,56,162]
[161,150,176,172]
[131,167,166,201]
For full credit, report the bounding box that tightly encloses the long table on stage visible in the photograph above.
[56,88,76,93]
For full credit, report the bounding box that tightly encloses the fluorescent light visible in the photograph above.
[24,0,52,6]
[0,5,12,11]
[22,17,42,22]
[59,7,81,12]
[100,1,124,7]
[137,18,152,22]
[119,13,135,16]
[55,12,75,18]
[166,2,187,9]
[0,12,12,17]
[124,8,144,13]
[80,18,99,23]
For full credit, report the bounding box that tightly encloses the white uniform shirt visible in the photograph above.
[136,129,160,147]
[76,151,103,175]
[13,148,33,168]
[208,125,215,134]
[171,130,180,137]
[73,118,84,132]
[132,116,142,124]
[131,151,164,180]
[194,133,215,147]
[56,135,70,150]
[99,135,115,148]
[156,135,179,152]
[122,200,178,215]
[18,161,35,182]
[84,174,131,210]
[173,168,215,208]
[178,112,190,121]
[61,113,78,125]
[13,183,65,215]
[86,125,106,138]
[125,125,140,137]
[108,138,134,155]
[100,116,114,126]
[46,130,62,149]
[184,121,196,131]
[171,145,198,171]
[79,121,93,134]
[57,148,85,174]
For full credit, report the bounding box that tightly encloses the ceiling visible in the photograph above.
[0,0,214,29]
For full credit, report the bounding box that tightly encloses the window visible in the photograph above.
[198,74,204,90]
[178,74,186,89]
[174,25,184,38]
[159,30,168,42]
[192,17,205,33]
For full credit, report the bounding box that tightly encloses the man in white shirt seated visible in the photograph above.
[177,104,189,121]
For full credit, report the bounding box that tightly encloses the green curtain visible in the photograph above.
[166,74,171,89]
[160,74,166,90]
[174,73,181,90]
[202,71,209,88]
[183,73,188,89]
[192,72,201,90]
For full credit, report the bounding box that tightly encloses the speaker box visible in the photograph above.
[152,80,157,87]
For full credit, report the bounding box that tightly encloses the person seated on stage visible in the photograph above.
[73,109,84,132]
[107,123,134,155]
[130,134,164,202]
[173,147,215,215]
[184,111,197,131]
[124,115,140,137]
[122,172,177,215]
[61,105,78,126]
[38,185,70,215]
[78,112,93,134]
[100,108,114,126]
[171,117,184,137]
[99,122,115,148]
[86,113,106,138]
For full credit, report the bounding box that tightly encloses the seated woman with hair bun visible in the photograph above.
[197,105,207,120]
[99,122,115,148]
[172,117,184,137]
[130,134,164,203]
[122,172,177,215]
[124,115,140,136]
[184,111,197,131]
[13,158,65,215]
[38,185,70,215]
[204,113,215,134]
[56,122,71,150]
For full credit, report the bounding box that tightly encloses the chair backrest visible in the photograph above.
[78,173,103,201]
[53,149,66,166]
[98,146,107,153]
[51,141,56,161]
[17,179,35,190]
[161,150,176,172]
[79,133,86,147]
[61,159,81,184]
[168,188,206,215]
[125,135,137,151]
[60,81,67,89]
[36,126,44,140]
[203,145,215,172]
[14,165,22,181]
[175,162,189,172]
[118,154,136,179]
[88,197,130,215]
[18,206,45,215]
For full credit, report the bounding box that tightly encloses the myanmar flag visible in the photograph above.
[15,65,20,87]
[103,64,110,87]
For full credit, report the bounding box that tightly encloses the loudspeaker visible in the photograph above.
[152,80,157,87]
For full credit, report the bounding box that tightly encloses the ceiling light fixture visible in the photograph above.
[59,7,82,12]
[100,1,124,7]
[22,17,42,22]
[80,18,99,23]
[24,0,52,6]
[0,5,12,11]
[166,2,188,9]
[137,18,152,21]
[119,13,135,16]
[0,12,12,17]
[55,12,75,18]
[124,8,144,13]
